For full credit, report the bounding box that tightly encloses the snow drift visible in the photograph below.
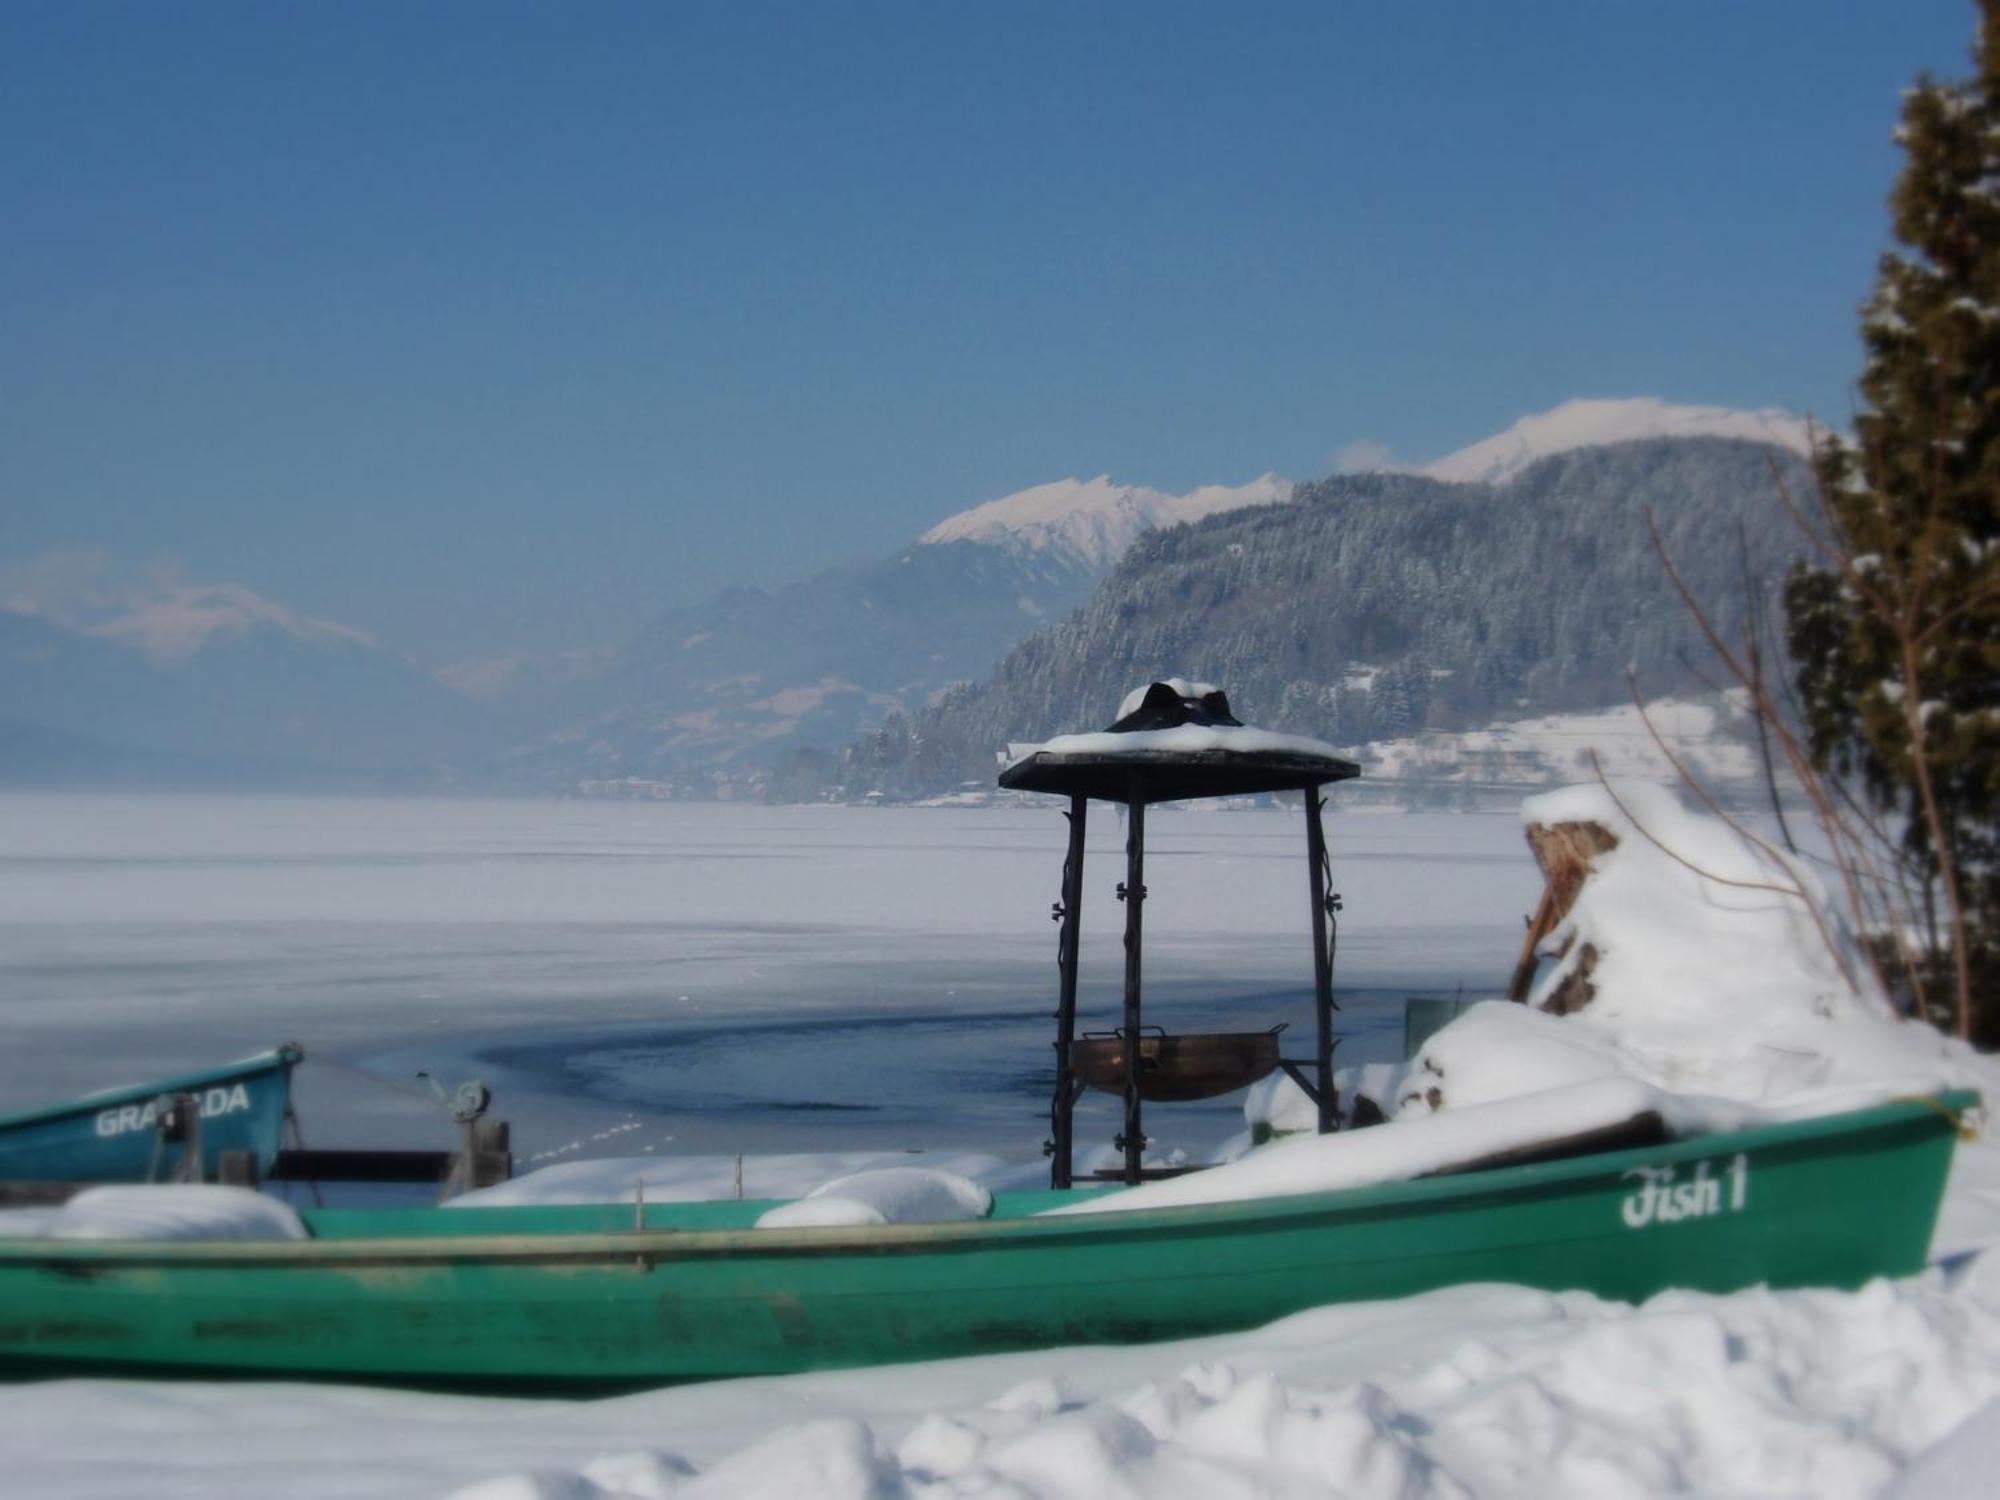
[753,1167,993,1230]
[1401,782,1987,1116]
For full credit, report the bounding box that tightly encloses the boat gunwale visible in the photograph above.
[0,1090,1974,1269]
[0,1045,302,1133]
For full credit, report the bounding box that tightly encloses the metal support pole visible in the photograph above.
[1119,787,1147,1184]
[1305,793,1340,1134]
[166,1093,205,1184]
[1050,796,1088,1189]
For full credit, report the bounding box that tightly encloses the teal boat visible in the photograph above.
[0,1091,1970,1391]
[0,1046,301,1185]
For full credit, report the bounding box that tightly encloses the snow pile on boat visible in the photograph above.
[1244,1061,1402,1140]
[753,1167,993,1229]
[24,1185,307,1242]
[0,1208,56,1238]
[1044,1077,1674,1217]
[446,1149,1012,1209]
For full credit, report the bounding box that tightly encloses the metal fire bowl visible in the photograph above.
[1068,1028,1283,1102]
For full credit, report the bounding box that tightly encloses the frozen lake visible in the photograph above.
[0,794,1542,1166]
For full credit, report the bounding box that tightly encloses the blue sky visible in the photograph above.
[0,1,1978,662]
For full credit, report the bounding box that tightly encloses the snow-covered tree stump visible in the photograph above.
[1514,817,1620,1014]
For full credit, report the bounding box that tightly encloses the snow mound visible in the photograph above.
[0,1208,57,1238]
[918,473,1291,569]
[1245,1062,1402,1137]
[446,1150,1009,1209]
[1523,780,1887,1028]
[447,1256,2000,1500]
[1243,1068,1322,1138]
[1423,397,1816,486]
[27,1185,308,1242]
[1398,782,1986,1111]
[1895,1398,2000,1500]
[754,1168,993,1230]
[1389,783,2000,1253]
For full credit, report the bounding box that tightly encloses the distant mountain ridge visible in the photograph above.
[1419,397,1814,486]
[80,582,378,665]
[917,473,1292,570]
[841,435,1815,801]
[0,398,1823,793]
[496,472,1298,792]
[0,578,470,787]
[495,540,1103,793]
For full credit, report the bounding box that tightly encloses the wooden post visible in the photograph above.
[164,1092,205,1184]
[469,1119,511,1190]
[1506,885,1559,1002]
[1119,786,1147,1184]
[1050,797,1088,1189]
[1305,794,1338,1135]
[440,1118,513,1201]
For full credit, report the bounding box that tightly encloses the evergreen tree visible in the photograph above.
[1784,0,2000,1039]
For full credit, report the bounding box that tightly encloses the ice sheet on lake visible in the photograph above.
[0,794,1537,1151]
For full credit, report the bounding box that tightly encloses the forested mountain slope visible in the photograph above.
[841,437,1808,798]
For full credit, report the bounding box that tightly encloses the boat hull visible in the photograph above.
[0,1047,300,1184]
[0,1093,1969,1392]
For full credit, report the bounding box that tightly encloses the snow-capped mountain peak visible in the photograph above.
[84,583,376,665]
[1421,398,1818,487]
[918,472,1292,570]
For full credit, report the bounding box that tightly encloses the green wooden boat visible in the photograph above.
[0,1091,1970,1393]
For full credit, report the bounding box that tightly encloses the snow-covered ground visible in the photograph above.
[2,791,1997,1499]
[1352,692,1770,811]
[4,1265,1996,1499]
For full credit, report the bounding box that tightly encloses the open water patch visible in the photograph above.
[466,986,1432,1157]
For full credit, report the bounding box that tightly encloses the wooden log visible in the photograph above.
[1514,818,1620,1014]
[1525,820,1620,915]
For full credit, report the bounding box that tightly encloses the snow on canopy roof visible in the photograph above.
[998,681,1360,804]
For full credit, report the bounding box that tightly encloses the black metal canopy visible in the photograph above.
[998,682,1359,805]
[1000,746,1358,805]
[1002,682,1352,1189]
